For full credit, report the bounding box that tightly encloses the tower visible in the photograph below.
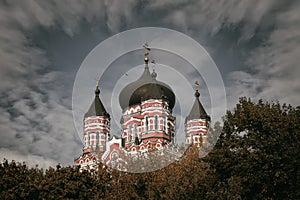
[75,80,110,170]
[119,43,176,151]
[185,81,210,147]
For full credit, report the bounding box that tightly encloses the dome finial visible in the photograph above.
[96,77,100,88]
[151,60,157,79]
[95,77,100,96]
[151,60,155,71]
[195,81,200,98]
[143,42,150,63]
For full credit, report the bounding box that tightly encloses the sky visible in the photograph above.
[0,0,299,168]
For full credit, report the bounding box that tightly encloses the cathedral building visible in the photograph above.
[75,44,210,171]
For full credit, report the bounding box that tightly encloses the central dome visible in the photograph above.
[119,64,175,110]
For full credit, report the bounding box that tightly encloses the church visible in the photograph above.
[75,44,211,172]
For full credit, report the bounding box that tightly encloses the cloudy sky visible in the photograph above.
[0,0,299,168]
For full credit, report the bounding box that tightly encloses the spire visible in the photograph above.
[85,79,110,118]
[95,77,100,96]
[185,81,210,122]
[195,81,200,98]
[124,43,153,84]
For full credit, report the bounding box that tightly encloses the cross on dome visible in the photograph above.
[195,81,200,98]
[95,77,100,87]
[143,42,151,63]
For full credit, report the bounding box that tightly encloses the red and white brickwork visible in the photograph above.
[75,49,210,171]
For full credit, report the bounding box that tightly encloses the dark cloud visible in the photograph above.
[0,0,125,166]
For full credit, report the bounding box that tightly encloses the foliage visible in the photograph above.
[0,98,299,199]
[206,97,300,199]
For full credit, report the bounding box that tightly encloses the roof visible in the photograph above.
[185,91,210,122]
[85,87,110,118]
[119,64,175,110]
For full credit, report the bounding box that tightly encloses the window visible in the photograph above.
[155,115,158,130]
[145,117,148,132]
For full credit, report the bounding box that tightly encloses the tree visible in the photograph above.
[0,97,298,199]
[206,97,300,199]
[0,160,43,199]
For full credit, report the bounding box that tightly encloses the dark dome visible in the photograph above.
[119,65,175,110]
[129,83,175,109]
[185,91,210,123]
[85,86,110,118]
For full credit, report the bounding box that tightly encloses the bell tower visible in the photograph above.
[75,79,110,169]
[185,81,210,147]
[83,79,110,154]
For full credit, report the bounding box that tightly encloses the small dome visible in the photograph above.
[119,64,175,110]
[151,71,157,79]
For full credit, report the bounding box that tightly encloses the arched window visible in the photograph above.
[145,117,148,132]
[95,131,99,146]
[155,115,158,130]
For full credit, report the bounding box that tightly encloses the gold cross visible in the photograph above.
[195,81,199,91]
[95,77,100,87]
[143,42,150,56]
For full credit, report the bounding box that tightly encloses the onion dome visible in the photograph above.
[119,50,175,110]
[85,84,110,118]
[185,82,210,122]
